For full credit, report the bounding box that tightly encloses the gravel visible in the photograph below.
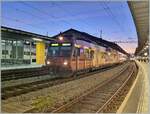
[2,62,128,113]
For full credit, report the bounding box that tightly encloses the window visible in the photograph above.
[48,45,72,57]
[24,52,30,55]
[48,46,59,57]
[73,48,80,57]
[2,50,8,55]
[77,48,80,56]
[80,48,84,54]
[90,50,94,59]
[60,46,71,57]
[84,49,89,58]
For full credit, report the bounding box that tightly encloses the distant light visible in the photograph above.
[25,41,30,44]
[108,52,111,55]
[33,38,43,42]
[47,61,50,65]
[51,43,59,46]
[146,45,149,48]
[62,43,71,46]
[144,52,148,56]
[59,36,63,41]
[63,61,68,66]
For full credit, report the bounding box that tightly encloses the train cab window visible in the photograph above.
[48,46,59,57]
[60,46,71,57]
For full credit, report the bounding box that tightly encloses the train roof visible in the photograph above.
[52,28,129,55]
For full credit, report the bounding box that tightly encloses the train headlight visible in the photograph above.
[47,61,50,65]
[63,61,68,66]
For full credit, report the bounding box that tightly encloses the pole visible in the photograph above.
[100,30,102,38]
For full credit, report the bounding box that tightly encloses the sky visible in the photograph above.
[1,1,138,54]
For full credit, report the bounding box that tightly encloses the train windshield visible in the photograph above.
[48,46,71,57]
[48,46,59,57]
[60,46,71,57]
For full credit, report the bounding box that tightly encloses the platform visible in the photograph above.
[1,64,43,71]
[117,60,149,113]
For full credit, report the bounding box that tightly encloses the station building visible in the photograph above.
[1,26,54,69]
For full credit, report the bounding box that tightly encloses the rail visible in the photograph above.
[96,65,135,112]
[51,62,132,113]
[2,62,122,100]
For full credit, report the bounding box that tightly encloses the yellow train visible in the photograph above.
[46,29,127,77]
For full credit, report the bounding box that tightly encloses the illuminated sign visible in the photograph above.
[62,43,71,46]
[51,43,59,46]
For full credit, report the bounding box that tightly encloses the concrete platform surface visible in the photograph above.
[1,64,43,70]
[117,61,149,113]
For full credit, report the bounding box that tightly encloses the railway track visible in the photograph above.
[2,62,123,100]
[50,62,138,113]
[1,66,50,81]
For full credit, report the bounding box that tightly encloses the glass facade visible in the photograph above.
[1,27,50,68]
[1,39,36,67]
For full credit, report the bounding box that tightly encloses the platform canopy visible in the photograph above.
[128,1,149,56]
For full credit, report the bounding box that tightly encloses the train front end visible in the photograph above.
[46,42,73,77]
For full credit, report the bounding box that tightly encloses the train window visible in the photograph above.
[60,46,71,57]
[73,49,76,57]
[48,46,59,57]
[77,48,80,56]
[73,48,80,57]
[84,49,89,58]
[90,50,94,59]
[80,48,84,54]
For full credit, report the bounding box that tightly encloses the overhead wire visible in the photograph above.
[11,6,57,27]
[102,2,126,35]
[3,16,45,30]
[20,1,76,27]
[50,2,95,30]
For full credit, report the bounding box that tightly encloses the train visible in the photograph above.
[46,29,127,77]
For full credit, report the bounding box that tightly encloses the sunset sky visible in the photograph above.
[1,1,138,54]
